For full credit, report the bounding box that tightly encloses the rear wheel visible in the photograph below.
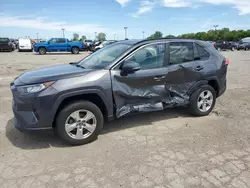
[189,85,216,116]
[71,47,79,54]
[38,47,46,55]
[55,101,103,145]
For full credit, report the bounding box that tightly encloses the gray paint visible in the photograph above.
[10,39,227,131]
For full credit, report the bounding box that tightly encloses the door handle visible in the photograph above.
[153,76,166,81]
[194,66,204,71]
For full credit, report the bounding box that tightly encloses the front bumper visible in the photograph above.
[11,81,58,131]
[13,102,52,132]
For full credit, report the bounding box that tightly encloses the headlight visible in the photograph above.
[17,81,54,95]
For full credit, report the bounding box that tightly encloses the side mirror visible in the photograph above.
[121,60,140,75]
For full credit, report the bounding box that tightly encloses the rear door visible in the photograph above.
[166,42,203,99]
[48,38,67,51]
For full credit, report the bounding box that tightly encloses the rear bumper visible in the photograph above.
[0,46,12,51]
[19,46,33,51]
[218,83,226,97]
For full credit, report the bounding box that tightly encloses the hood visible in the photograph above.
[35,42,48,46]
[15,64,93,86]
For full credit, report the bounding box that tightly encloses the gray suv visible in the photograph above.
[11,39,228,145]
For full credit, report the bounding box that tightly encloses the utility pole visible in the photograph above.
[36,33,39,42]
[124,27,128,39]
[61,28,65,38]
[142,31,145,39]
[114,33,116,40]
[213,25,219,31]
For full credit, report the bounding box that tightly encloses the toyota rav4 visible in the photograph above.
[11,39,228,145]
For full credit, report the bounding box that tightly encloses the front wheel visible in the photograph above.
[55,101,103,145]
[189,85,216,116]
[38,47,46,55]
[71,47,79,54]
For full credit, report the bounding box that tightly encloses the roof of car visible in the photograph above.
[118,38,208,46]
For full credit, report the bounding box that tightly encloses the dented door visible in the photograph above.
[111,41,200,118]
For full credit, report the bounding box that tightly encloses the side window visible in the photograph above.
[50,38,57,43]
[193,43,200,60]
[127,44,166,70]
[57,38,66,43]
[169,42,194,65]
[196,44,210,60]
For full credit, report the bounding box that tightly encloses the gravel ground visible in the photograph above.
[0,50,250,188]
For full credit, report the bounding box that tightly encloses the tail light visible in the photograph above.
[225,59,229,65]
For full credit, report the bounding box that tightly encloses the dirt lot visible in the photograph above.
[0,50,250,188]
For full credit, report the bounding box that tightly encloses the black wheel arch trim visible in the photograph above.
[51,89,111,121]
[187,77,220,96]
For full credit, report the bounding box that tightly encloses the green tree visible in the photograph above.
[97,32,106,41]
[165,35,175,38]
[79,35,86,41]
[147,31,163,39]
[73,33,79,41]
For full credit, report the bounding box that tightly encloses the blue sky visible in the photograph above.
[0,0,250,40]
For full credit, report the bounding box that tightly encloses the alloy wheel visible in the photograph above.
[65,110,97,140]
[197,90,214,112]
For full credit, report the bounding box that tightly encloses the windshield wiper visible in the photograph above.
[69,62,85,69]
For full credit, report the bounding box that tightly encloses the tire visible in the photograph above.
[55,100,104,145]
[38,47,46,55]
[189,85,216,116]
[71,47,79,54]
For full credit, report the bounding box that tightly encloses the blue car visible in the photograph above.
[34,38,83,55]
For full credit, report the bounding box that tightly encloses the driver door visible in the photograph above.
[111,43,170,118]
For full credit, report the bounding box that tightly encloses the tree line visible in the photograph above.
[71,28,250,42]
[147,28,250,41]
[72,32,106,41]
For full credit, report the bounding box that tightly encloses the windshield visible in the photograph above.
[79,43,131,69]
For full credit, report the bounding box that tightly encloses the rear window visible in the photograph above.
[195,44,210,60]
[19,39,31,44]
[0,38,9,42]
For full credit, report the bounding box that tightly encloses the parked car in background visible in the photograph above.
[206,41,216,46]
[10,39,17,50]
[89,41,102,52]
[18,38,33,52]
[0,38,14,52]
[11,39,228,145]
[94,40,117,51]
[237,42,250,51]
[215,40,235,51]
[229,41,239,49]
[34,38,84,55]
[83,40,93,46]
